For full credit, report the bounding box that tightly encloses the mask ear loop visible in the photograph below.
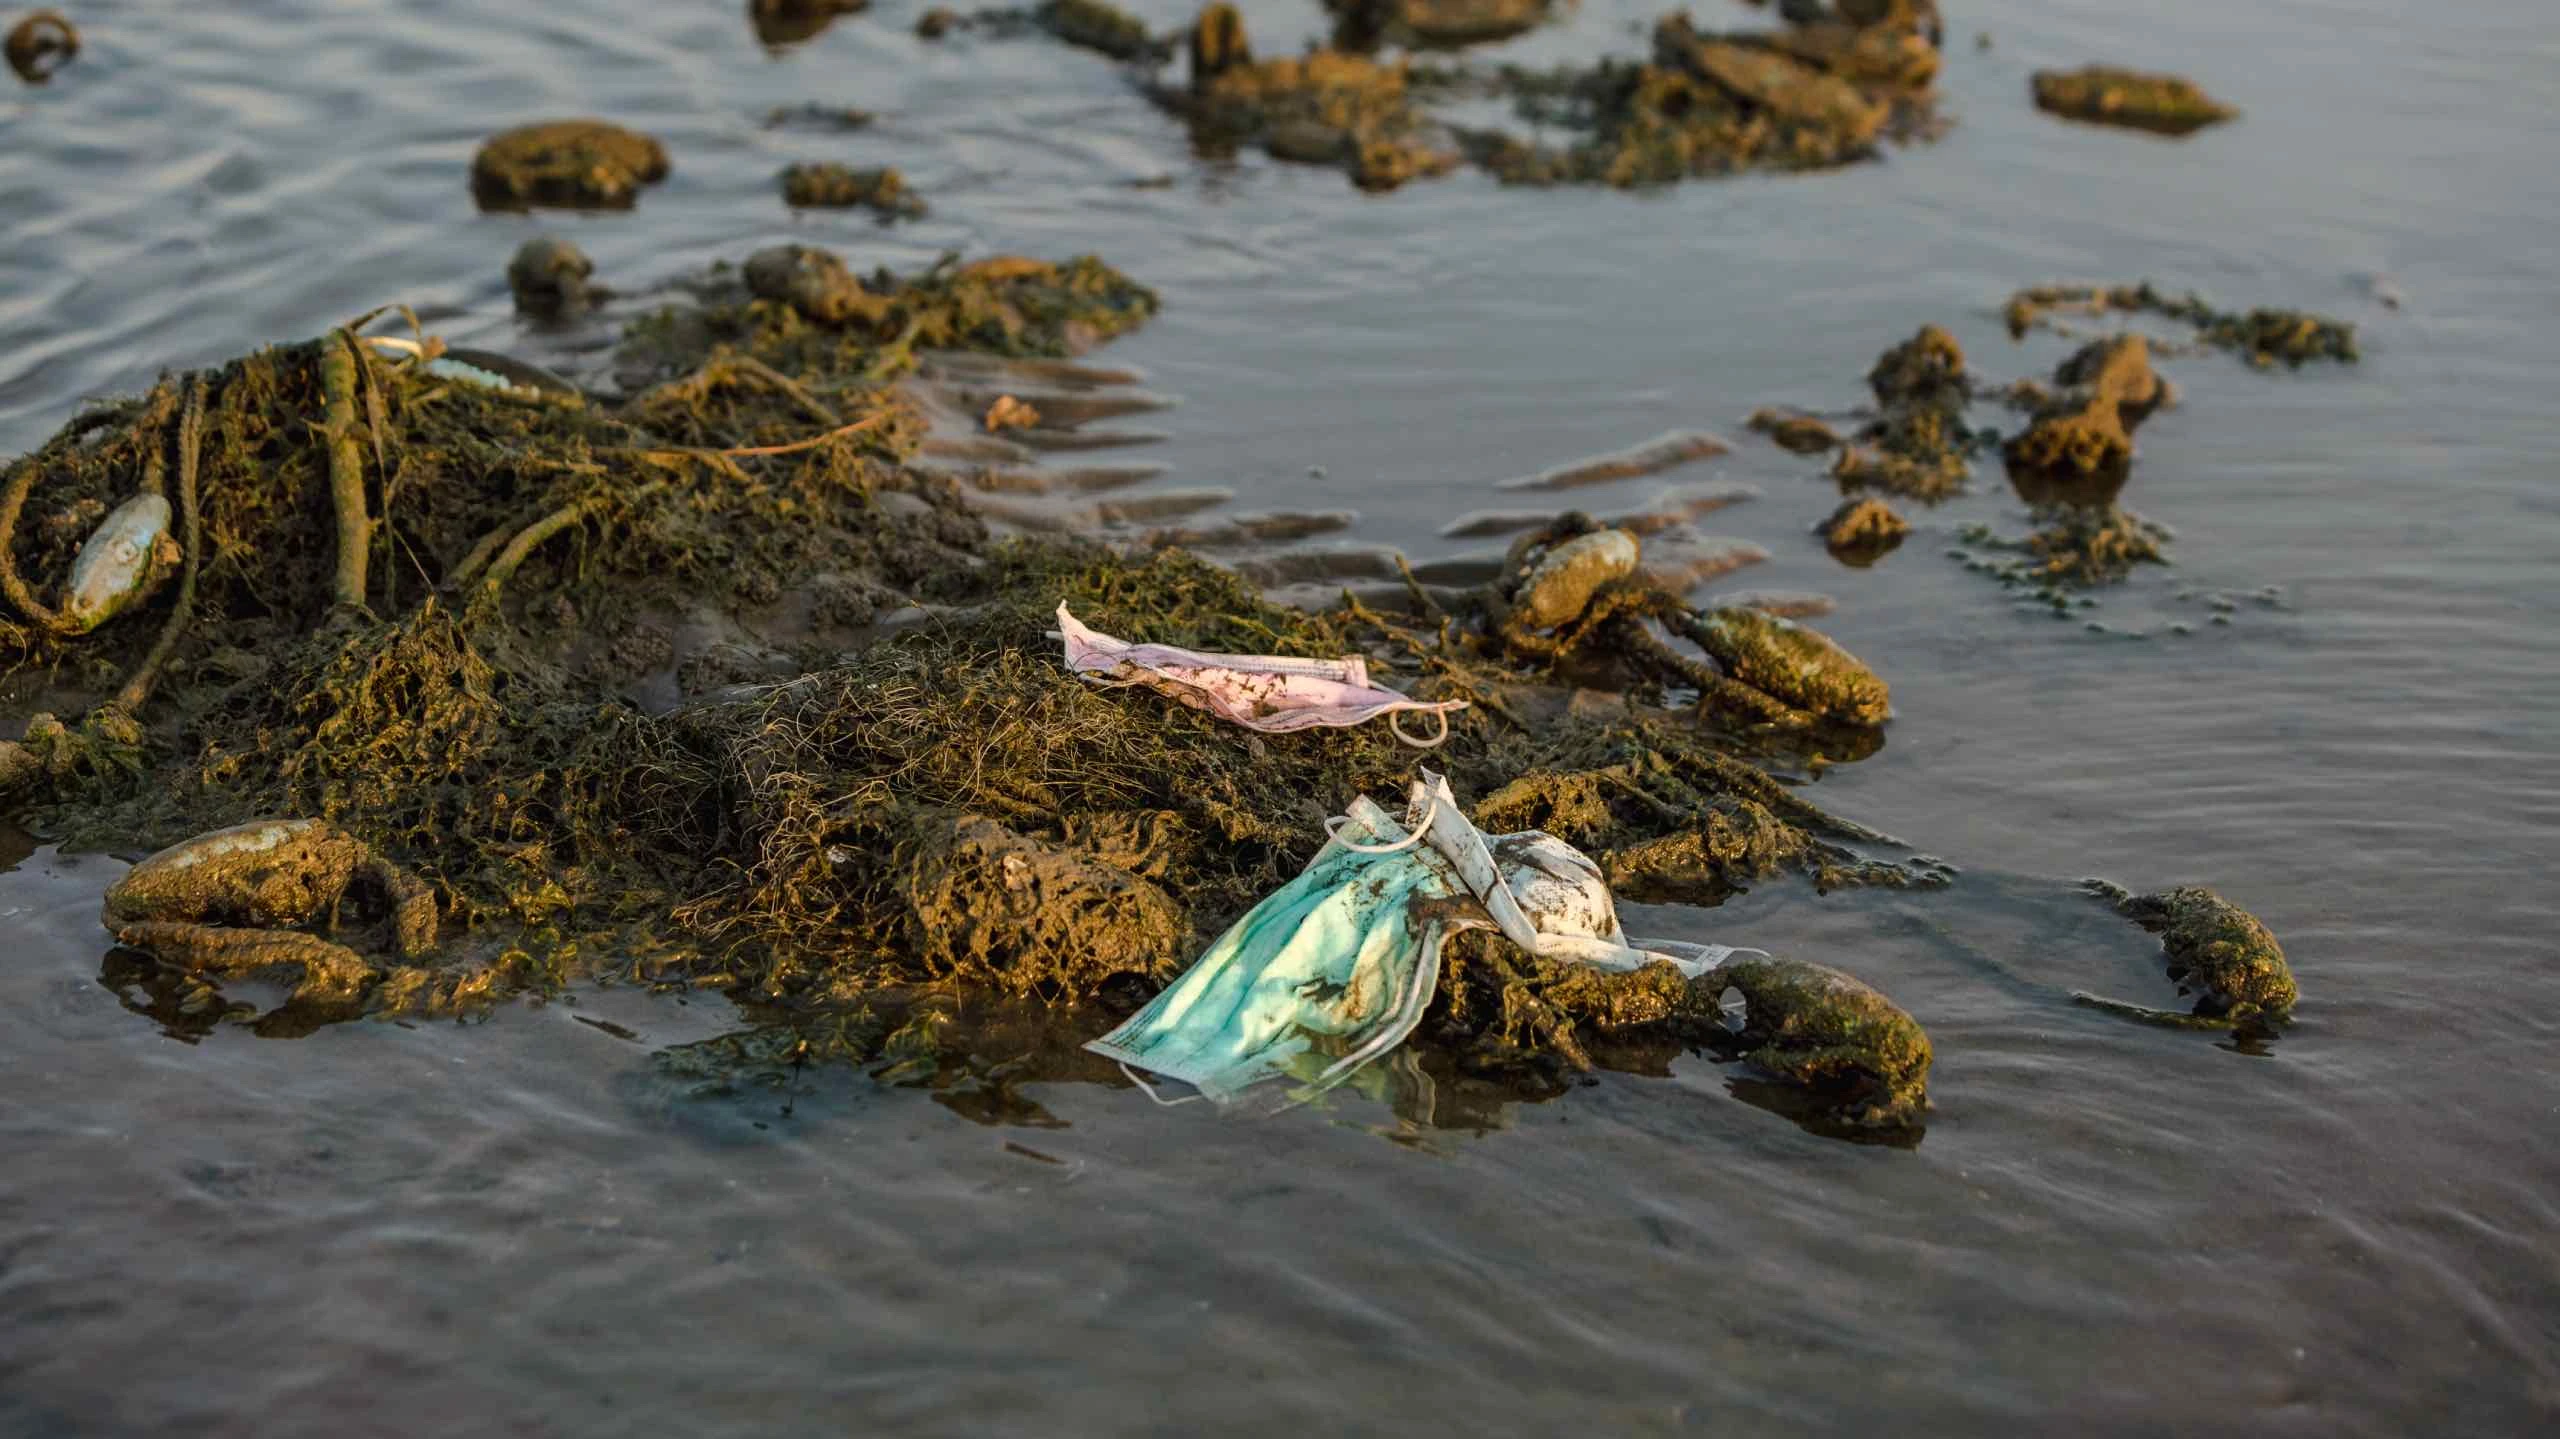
[1324,802,1437,855]
[1118,1061,1204,1106]
[1387,704,1455,749]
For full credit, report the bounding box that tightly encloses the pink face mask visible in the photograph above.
[1056,604,1467,747]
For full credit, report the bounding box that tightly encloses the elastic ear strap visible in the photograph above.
[1325,803,1436,854]
[1388,705,1454,749]
[1118,1061,1204,1107]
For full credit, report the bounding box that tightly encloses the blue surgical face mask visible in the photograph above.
[1088,771,1764,1108]
[1085,793,1462,1106]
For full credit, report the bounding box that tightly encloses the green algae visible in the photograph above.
[2031,65,2237,137]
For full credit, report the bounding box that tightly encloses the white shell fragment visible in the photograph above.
[62,493,177,634]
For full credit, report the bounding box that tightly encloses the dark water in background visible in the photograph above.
[5,0,2559,1433]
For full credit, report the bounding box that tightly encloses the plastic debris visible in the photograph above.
[1087,770,1757,1105]
[1057,604,1468,746]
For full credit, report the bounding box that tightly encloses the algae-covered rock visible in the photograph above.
[508,235,602,320]
[6,8,76,84]
[2077,882,2297,1029]
[1749,408,1842,455]
[1464,6,1939,188]
[1175,7,1459,192]
[1715,954,1930,1126]
[1512,527,1639,630]
[1685,605,1890,726]
[1818,495,1907,564]
[1038,0,1155,60]
[471,120,669,211]
[780,162,927,219]
[2032,65,2236,136]
[749,0,868,49]
[744,243,877,325]
[1825,323,1981,501]
[1327,0,1552,51]
[2006,282,2357,369]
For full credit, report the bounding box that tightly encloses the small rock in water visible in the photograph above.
[5,8,77,84]
[508,235,602,319]
[983,394,1042,432]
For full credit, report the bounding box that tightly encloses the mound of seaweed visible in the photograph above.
[4,240,1945,1119]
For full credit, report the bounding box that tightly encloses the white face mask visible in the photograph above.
[1057,604,1468,747]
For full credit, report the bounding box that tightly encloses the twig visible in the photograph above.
[320,332,372,611]
[478,495,610,607]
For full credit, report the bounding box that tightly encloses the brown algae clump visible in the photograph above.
[2031,65,2237,136]
[1326,0,1552,51]
[1749,408,1843,455]
[2004,282,2357,369]
[6,8,77,84]
[1819,496,1907,565]
[1830,324,1984,501]
[1039,0,1158,60]
[750,0,870,49]
[780,162,928,219]
[1173,5,1458,191]
[471,120,670,211]
[508,235,605,320]
[2075,882,2297,1030]
[1463,7,1941,188]
[1715,954,1930,1126]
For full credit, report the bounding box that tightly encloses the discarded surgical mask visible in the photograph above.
[1087,769,1761,1107]
[1056,604,1467,747]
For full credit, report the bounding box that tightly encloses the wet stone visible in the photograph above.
[507,235,602,320]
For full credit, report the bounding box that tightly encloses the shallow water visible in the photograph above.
[5,0,2559,1433]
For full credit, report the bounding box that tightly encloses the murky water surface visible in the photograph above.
[5,1,2558,1433]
